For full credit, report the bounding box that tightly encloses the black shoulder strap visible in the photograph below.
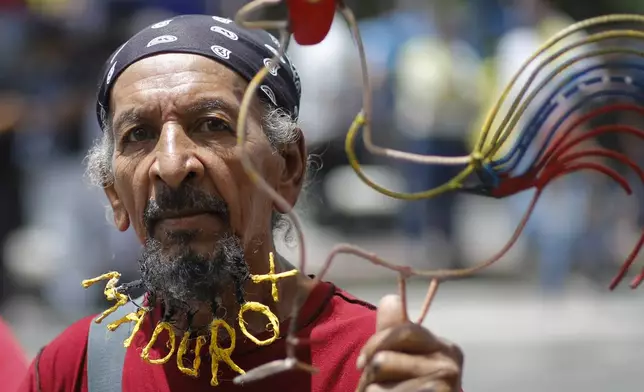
[87,299,142,392]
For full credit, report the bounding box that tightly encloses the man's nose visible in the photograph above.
[149,125,205,188]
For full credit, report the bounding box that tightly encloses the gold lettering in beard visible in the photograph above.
[107,308,148,348]
[209,319,245,386]
[250,252,298,302]
[238,302,280,346]
[141,322,176,364]
[177,332,208,377]
[84,251,300,382]
[81,271,129,323]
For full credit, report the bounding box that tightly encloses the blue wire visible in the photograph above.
[492,64,615,170]
[522,86,644,173]
[481,161,500,187]
[497,88,644,178]
[495,63,644,171]
[470,87,644,192]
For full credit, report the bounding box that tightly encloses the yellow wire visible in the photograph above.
[476,14,644,152]
[344,114,476,200]
[481,31,644,161]
[486,45,644,166]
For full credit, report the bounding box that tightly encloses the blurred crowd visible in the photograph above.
[0,0,643,321]
[0,0,230,318]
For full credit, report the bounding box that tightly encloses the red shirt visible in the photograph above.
[0,316,28,392]
[18,282,377,392]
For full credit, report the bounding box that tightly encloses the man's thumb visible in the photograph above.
[376,294,407,331]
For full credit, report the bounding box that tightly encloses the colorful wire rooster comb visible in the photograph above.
[341,13,644,291]
[458,15,644,290]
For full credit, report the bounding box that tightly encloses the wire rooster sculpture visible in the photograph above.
[224,0,644,387]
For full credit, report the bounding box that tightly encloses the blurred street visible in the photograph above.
[351,279,644,392]
[4,277,644,392]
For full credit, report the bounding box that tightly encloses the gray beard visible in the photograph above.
[137,232,250,329]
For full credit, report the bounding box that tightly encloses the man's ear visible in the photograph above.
[104,184,130,231]
[276,128,306,213]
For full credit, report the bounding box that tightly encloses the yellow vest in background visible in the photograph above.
[26,0,75,18]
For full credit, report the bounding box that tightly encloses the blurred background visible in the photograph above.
[1,0,644,391]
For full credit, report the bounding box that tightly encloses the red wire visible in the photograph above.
[539,125,644,172]
[489,102,644,289]
[545,148,644,290]
[555,149,643,193]
[540,162,631,193]
[540,111,644,289]
[629,265,644,288]
[612,233,644,290]
[537,104,644,170]
[490,105,644,198]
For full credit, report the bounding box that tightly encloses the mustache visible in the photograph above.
[143,184,229,233]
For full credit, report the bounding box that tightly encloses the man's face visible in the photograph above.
[103,53,305,318]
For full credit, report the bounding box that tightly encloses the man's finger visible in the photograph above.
[357,323,443,369]
[376,294,406,331]
[441,337,465,368]
[364,376,456,392]
[364,351,460,385]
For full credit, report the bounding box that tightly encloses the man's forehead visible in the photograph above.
[110,53,249,116]
[95,14,301,131]
[113,54,247,96]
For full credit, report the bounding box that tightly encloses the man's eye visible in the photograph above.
[198,118,232,133]
[125,127,156,143]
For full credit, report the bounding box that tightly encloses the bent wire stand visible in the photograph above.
[234,0,644,387]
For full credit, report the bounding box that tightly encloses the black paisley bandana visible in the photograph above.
[95,14,301,130]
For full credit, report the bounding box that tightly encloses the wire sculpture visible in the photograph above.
[231,0,644,388]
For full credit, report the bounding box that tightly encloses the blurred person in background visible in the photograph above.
[0,0,28,308]
[359,0,436,135]
[285,11,363,228]
[0,93,26,308]
[6,0,220,319]
[394,1,482,268]
[9,18,114,318]
[0,316,28,392]
[19,15,464,392]
[288,0,439,235]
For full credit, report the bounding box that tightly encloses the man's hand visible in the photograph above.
[356,295,464,392]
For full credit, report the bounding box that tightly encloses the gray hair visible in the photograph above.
[85,103,304,238]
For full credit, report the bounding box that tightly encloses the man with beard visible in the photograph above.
[18,15,464,392]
